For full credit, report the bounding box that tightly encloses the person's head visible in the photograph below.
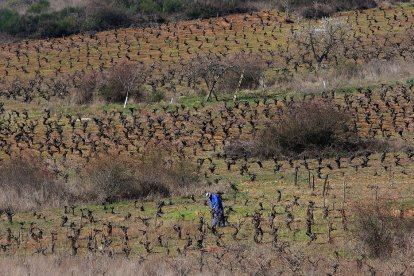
[205,192,211,199]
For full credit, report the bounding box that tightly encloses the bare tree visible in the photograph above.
[292,18,349,69]
[186,55,234,102]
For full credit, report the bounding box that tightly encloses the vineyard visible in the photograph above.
[0,2,414,275]
[0,5,413,95]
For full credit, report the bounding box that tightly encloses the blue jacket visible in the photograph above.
[209,193,223,211]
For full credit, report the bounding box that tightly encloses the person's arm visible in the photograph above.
[211,195,219,209]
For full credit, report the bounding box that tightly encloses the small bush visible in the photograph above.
[140,0,161,14]
[12,7,83,38]
[257,99,353,158]
[353,204,414,258]
[300,3,332,19]
[285,0,378,19]
[223,140,259,159]
[0,8,22,35]
[71,71,99,104]
[163,0,183,13]
[219,55,266,92]
[185,0,255,19]
[37,13,78,37]
[138,150,199,192]
[83,2,132,31]
[83,149,199,203]
[334,0,377,11]
[27,0,50,14]
[0,156,71,211]
[82,155,143,202]
[149,88,166,102]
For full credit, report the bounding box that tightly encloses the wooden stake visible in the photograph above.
[322,174,329,197]
[342,173,346,209]
[312,175,315,191]
[323,174,329,207]
[294,167,298,186]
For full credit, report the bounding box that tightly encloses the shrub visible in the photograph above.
[334,0,377,11]
[82,155,143,202]
[293,0,378,19]
[71,71,99,104]
[83,3,132,31]
[185,0,255,19]
[140,0,161,15]
[27,0,50,14]
[223,140,259,159]
[14,7,82,38]
[149,88,166,102]
[257,99,353,158]
[99,63,148,103]
[37,13,78,37]
[163,0,183,13]
[138,149,199,192]
[0,8,22,35]
[300,3,332,19]
[0,156,71,211]
[219,54,266,92]
[83,149,199,203]
[353,204,414,258]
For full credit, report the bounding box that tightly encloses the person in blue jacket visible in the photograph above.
[206,192,225,227]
